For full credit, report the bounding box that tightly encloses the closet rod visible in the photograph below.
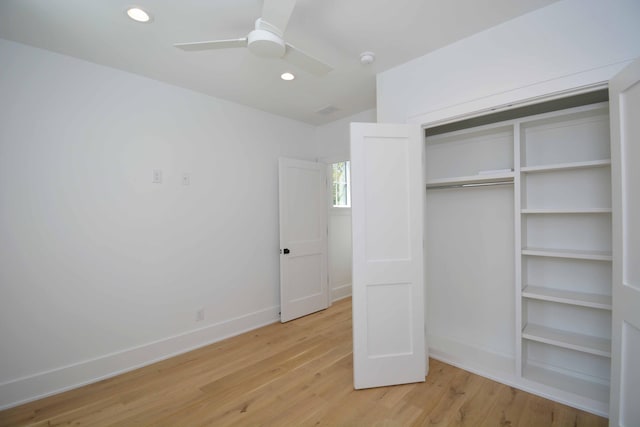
[426,180,514,191]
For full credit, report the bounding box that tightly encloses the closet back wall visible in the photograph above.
[426,188,515,362]
[0,39,316,408]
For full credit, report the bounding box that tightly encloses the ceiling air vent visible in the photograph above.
[315,105,340,115]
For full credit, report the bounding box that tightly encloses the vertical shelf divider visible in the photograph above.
[514,122,523,377]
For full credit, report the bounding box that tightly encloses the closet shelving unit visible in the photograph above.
[424,124,515,187]
[518,102,612,409]
[424,99,613,414]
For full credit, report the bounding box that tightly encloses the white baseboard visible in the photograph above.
[0,305,280,410]
[428,334,516,378]
[427,334,608,417]
[332,283,352,302]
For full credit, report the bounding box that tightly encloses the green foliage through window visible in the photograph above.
[332,161,350,207]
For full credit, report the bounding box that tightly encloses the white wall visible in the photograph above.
[377,0,640,125]
[314,109,376,160]
[314,109,376,301]
[0,39,317,408]
[326,209,352,301]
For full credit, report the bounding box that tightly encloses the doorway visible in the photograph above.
[326,158,353,304]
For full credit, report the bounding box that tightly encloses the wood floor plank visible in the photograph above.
[419,368,485,426]
[450,376,504,426]
[479,383,531,427]
[0,298,608,427]
[519,394,557,427]
[557,401,609,427]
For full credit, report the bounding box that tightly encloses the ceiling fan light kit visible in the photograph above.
[247,29,286,58]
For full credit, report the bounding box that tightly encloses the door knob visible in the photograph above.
[283,248,290,254]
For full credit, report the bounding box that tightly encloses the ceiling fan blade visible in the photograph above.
[284,43,332,76]
[261,0,297,35]
[174,38,248,51]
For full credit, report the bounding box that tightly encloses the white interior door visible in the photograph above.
[609,59,640,426]
[278,157,328,323]
[350,122,426,389]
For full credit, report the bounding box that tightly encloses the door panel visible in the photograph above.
[287,254,322,300]
[351,122,426,389]
[366,283,413,356]
[363,137,411,261]
[279,158,328,323]
[609,58,640,426]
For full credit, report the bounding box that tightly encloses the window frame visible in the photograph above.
[324,157,352,214]
[331,160,351,208]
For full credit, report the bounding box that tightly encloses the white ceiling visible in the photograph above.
[0,0,560,125]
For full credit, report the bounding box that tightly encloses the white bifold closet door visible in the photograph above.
[350,123,426,389]
[608,58,640,427]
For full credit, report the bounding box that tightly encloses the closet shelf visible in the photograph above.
[523,365,610,404]
[522,285,612,310]
[523,324,611,358]
[521,159,611,174]
[521,208,612,214]
[425,172,514,188]
[522,248,612,261]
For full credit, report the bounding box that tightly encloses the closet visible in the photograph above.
[424,94,612,414]
[351,59,640,422]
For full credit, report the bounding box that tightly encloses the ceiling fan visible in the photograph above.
[174,0,332,76]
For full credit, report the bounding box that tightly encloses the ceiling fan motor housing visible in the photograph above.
[247,29,286,58]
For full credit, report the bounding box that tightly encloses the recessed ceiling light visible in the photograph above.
[280,72,295,81]
[126,7,151,23]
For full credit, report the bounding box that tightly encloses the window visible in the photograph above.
[331,161,351,208]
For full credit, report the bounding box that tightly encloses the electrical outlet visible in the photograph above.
[153,169,162,184]
[182,173,190,186]
[196,308,204,322]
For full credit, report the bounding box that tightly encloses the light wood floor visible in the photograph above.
[0,298,607,426]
